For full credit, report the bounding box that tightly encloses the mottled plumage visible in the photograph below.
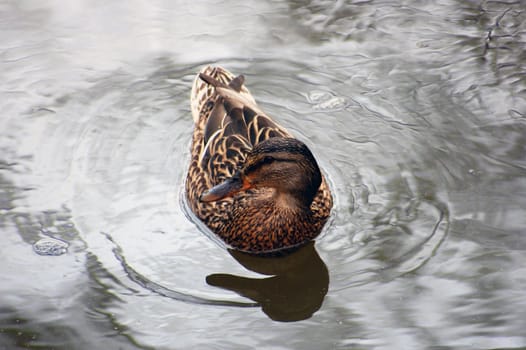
[185,66,332,254]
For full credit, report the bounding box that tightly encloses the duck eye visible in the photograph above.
[245,156,275,173]
[262,156,274,164]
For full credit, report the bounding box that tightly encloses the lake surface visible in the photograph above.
[1,0,525,349]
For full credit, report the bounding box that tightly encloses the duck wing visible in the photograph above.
[199,70,291,142]
[195,68,291,184]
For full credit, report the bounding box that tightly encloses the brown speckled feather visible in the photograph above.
[186,66,332,253]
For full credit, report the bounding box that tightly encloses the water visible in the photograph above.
[1,0,525,349]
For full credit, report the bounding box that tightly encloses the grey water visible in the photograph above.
[1,0,525,349]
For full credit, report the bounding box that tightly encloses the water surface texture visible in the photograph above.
[1,0,525,349]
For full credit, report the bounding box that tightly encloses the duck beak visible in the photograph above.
[200,173,251,202]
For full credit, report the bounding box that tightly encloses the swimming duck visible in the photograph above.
[185,66,332,253]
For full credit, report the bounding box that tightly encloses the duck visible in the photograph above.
[185,66,332,254]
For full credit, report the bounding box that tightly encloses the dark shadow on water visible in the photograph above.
[207,241,329,322]
[108,231,328,322]
[105,230,329,322]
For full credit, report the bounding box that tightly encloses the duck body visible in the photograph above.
[185,66,332,254]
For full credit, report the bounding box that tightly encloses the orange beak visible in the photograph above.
[199,173,252,202]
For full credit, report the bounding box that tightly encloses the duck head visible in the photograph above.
[200,138,322,210]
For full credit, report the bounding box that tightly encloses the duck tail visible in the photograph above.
[191,66,234,123]
[191,66,255,124]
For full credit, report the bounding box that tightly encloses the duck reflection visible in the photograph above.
[206,242,329,322]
